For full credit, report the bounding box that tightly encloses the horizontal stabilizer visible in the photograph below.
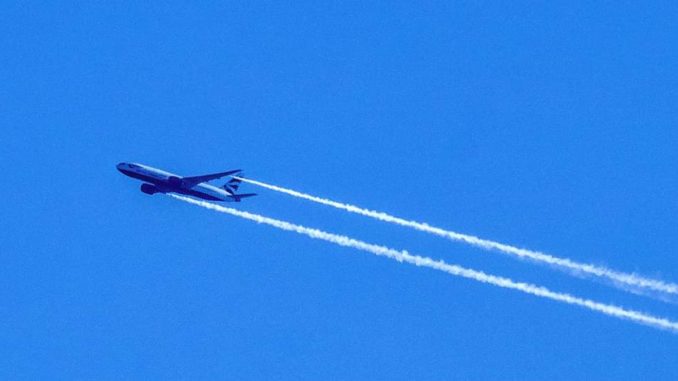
[232,193,257,202]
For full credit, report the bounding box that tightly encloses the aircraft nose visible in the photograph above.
[116,162,126,172]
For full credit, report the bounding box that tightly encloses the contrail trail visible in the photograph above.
[235,177,678,296]
[169,194,678,333]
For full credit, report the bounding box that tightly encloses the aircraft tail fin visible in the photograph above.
[223,177,242,195]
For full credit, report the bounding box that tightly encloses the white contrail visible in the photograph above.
[235,177,678,296]
[170,194,678,333]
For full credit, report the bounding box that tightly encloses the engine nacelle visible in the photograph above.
[140,183,158,195]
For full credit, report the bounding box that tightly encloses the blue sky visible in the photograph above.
[2,2,678,379]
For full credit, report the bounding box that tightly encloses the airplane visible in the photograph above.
[116,162,256,202]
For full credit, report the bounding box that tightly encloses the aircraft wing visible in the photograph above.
[182,169,241,187]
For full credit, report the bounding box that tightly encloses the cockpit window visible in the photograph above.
[129,164,139,169]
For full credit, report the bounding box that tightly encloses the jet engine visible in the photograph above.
[140,183,158,195]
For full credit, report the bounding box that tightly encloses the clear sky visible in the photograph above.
[2,2,678,380]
